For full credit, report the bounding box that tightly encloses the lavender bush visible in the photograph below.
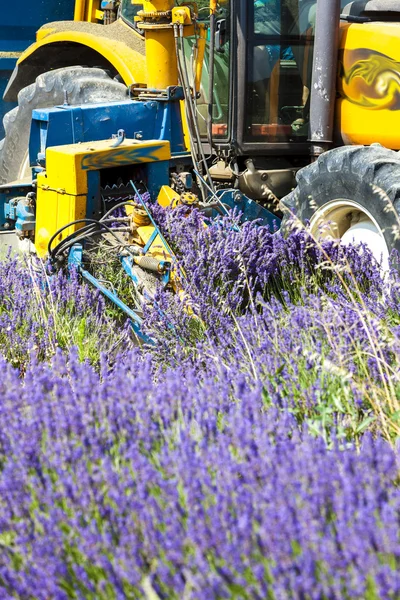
[0,351,398,599]
[0,211,398,597]
[0,253,130,369]
[145,208,400,440]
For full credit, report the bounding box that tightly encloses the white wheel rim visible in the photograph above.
[309,199,390,272]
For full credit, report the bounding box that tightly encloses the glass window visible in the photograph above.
[120,0,142,27]
[185,1,231,139]
[246,0,317,142]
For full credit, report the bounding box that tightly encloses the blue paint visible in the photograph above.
[86,171,101,219]
[0,66,17,138]
[215,189,281,230]
[15,198,35,235]
[0,181,32,230]
[145,162,170,200]
[69,243,153,343]
[0,0,76,137]
[30,99,186,168]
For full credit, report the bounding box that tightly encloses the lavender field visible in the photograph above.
[0,209,399,599]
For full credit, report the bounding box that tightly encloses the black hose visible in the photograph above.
[48,218,130,258]
[48,219,102,256]
[100,200,139,222]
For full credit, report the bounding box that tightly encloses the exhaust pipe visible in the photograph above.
[309,0,341,158]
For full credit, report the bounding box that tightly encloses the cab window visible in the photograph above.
[120,0,142,27]
[246,0,317,142]
[186,0,231,139]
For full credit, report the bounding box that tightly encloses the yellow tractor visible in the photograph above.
[0,0,146,183]
[1,0,400,335]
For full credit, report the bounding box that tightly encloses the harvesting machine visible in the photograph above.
[1,0,400,338]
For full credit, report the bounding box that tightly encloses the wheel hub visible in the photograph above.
[309,199,390,272]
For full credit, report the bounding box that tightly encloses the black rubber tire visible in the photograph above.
[0,66,128,184]
[280,144,400,256]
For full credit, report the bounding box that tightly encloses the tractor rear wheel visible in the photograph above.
[0,66,128,184]
[280,145,400,270]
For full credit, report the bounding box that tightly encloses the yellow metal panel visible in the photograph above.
[143,0,174,12]
[74,0,86,21]
[158,185,180,208]
[43,150,88,197]
[145,30,178,88]
[35,139,171,256]
[36,174,87,257]
[27,20,146,86]
[44,139,170,195]
[339,22,400,149]
[137,226,173,261]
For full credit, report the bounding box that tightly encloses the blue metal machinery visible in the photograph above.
[0,2,280,342]
[0,85,278,341]
[0,0,76,137]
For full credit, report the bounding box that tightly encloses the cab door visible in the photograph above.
[235,0,317,154]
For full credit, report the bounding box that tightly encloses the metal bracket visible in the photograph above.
[131,85,184,102]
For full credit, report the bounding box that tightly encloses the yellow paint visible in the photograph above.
[137,226,170,259]
[135,224,180,290]
[87,0,99,22]
[73,0,86,21]
[35,139,171,256]
[36,174,87,257]
[172,6,192,24]
[339,21,400,149]
[194,23,207,94]
[72,0,101,22]
[145,29,178,88]
[139,0,194,90]
[180,101,190,152]
[158,185,180,208]
[25,20,146,86]
[143,0,174,12]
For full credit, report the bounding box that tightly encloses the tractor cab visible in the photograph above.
[180,0,350,158]
[119,0,319,154]
[199,0,320,155]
